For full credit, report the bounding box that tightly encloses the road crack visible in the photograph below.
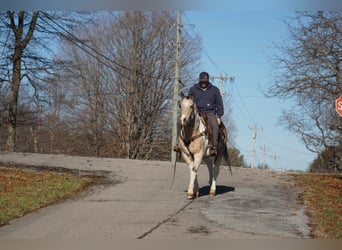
[137,200,194,239]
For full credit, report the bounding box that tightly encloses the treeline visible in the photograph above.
[0,11,204,160]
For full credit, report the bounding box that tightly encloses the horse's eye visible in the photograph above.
[190,104,193,109]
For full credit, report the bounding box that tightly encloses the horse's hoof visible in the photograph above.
[187,193,194,199]
[209,191,216,196]
[187,192,199,199]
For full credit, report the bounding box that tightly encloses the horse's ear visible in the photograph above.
[181,92,185,99]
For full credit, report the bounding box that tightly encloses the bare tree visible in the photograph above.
[0,11,39,151]
[0,11,97,153]
[56,11,201,159]
[105,12,200,159]
[267,11,342,171]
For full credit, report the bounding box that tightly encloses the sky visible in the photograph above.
[183,11,317,172]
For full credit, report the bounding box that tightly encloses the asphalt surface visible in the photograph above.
[0,152,311,239]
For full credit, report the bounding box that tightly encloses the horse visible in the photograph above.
[176,92,231,199]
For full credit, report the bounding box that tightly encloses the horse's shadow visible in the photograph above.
[198,185,235,196]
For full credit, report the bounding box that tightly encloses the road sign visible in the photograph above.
[336,96,342,117]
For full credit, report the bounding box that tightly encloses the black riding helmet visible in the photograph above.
[199,71,209,89]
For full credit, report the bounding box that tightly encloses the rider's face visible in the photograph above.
[200,81,209,89]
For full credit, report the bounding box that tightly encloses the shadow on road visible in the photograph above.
[199,185,235,196]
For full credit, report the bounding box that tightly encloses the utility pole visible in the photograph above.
[249,124,262,168]
[273,154,280,171]
[260,144,270,170]
[171,10,182,162]
[210,74,234,95]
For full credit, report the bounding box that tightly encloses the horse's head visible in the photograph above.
[180,92,196,126]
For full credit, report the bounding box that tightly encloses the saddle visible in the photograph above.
[198,112,227,145]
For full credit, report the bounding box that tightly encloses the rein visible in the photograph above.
[179,110,207,162]
[179,130,207,147]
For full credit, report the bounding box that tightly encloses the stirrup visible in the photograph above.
[209,146,217,156]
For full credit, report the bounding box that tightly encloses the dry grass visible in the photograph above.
[293,173,342,239]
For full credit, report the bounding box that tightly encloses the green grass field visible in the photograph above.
[0,166,92,226]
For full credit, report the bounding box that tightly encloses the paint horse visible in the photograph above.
[177,92,231,199]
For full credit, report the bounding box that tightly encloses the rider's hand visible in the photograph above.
[217,117,222,125]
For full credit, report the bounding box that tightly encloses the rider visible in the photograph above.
[188,72,224,156]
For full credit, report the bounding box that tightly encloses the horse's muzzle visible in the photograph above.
[181,118,189,126]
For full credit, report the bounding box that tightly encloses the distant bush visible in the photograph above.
[309,146,342,173]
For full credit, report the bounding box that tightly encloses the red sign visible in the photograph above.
[336,96,342,117]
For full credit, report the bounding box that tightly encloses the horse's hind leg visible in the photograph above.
[212,143,226,196]
[205,158,220,196]
[204,158,215,196]
[210,163,220,196]
[204,158,213,183]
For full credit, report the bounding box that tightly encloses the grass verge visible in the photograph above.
[0,166,93,226]
[293,173,342,239]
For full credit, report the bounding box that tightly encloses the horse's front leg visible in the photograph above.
[187,164,199,199]
[186,155,202,199]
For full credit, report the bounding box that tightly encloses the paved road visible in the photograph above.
[0,152,310,239]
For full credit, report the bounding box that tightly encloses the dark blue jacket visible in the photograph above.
[188,83,224,118]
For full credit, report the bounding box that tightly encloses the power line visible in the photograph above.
[183,12,264,162]
[181,12,317,171]
[40,12,175,84]
[182,13,258,127]
[210,74,234,96]
[41,13,132,74]
[258,134,314,156]
[183,12,227,75]
[231,82,257,125]
[110,11,176,44]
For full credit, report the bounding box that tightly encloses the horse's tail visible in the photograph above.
[223,144,233,176]
[219,124,232,176]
